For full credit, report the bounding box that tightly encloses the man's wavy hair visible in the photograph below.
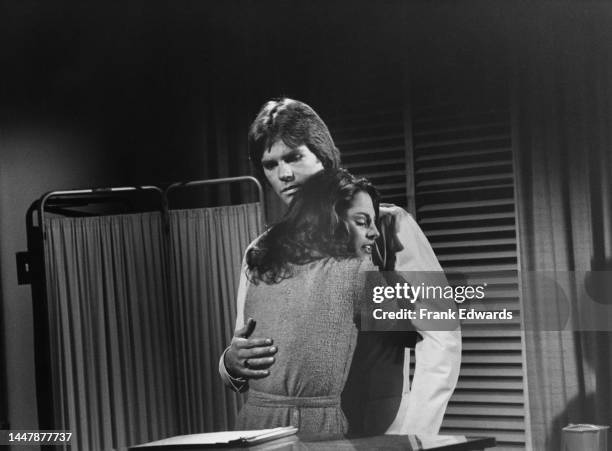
[247,168,379,284]
[248,98,341,182]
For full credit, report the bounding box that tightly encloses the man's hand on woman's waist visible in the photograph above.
[224,318,278,380]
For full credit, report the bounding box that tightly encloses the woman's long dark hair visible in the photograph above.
[247,168,379,284]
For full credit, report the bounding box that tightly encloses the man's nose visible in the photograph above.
[278,161,294,181]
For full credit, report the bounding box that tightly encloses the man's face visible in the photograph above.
[261,140,324,205]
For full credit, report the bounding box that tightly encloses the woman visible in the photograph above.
[235,168,383,438]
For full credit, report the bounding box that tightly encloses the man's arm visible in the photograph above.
[218,248,277,391]
[219,257,250,391]
[380,206,462,434]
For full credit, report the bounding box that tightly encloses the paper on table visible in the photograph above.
[412,434,468,449]
[131,427,298,448]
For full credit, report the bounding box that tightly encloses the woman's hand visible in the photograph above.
[379,203,409,228]
[378,203,410,252]
[224,318,278,380]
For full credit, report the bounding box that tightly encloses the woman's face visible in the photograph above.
[344,191,380,258]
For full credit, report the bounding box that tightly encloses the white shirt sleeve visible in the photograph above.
[385,212,462,434]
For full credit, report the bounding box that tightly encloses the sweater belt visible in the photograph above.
[248,389,340,408]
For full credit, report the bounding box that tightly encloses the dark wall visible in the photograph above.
[1,0,515,185]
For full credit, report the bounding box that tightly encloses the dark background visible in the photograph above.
[1,0,610,435]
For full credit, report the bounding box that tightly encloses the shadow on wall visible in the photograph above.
[550,257,612,451]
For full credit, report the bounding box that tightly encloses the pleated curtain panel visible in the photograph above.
[168,205,261,433]
[43,203,262,451]
[515,17,612,450]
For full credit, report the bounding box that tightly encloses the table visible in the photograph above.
[131,434,496,450]
[248,434,495,450]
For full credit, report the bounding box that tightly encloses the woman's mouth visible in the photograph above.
[362,244,373,254]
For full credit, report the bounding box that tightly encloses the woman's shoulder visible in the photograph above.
[294,256,377,274]
[245,230,268,252]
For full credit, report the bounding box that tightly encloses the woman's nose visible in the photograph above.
[367,223,380,240]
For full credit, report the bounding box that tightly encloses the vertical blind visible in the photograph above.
[412,103,525,450]
[331,95,526,450]
[333,106,408,207]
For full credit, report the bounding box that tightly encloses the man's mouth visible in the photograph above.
[281,185,300,196]
[362,244,374,254]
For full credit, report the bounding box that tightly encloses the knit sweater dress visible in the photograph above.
[235,257,377,438]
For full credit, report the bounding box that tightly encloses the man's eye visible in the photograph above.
[262,162,276,170]
[287,154,302,162]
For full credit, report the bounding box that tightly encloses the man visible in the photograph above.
[219,98,461,435]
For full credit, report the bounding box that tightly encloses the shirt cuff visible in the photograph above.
[219,347,248,393]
